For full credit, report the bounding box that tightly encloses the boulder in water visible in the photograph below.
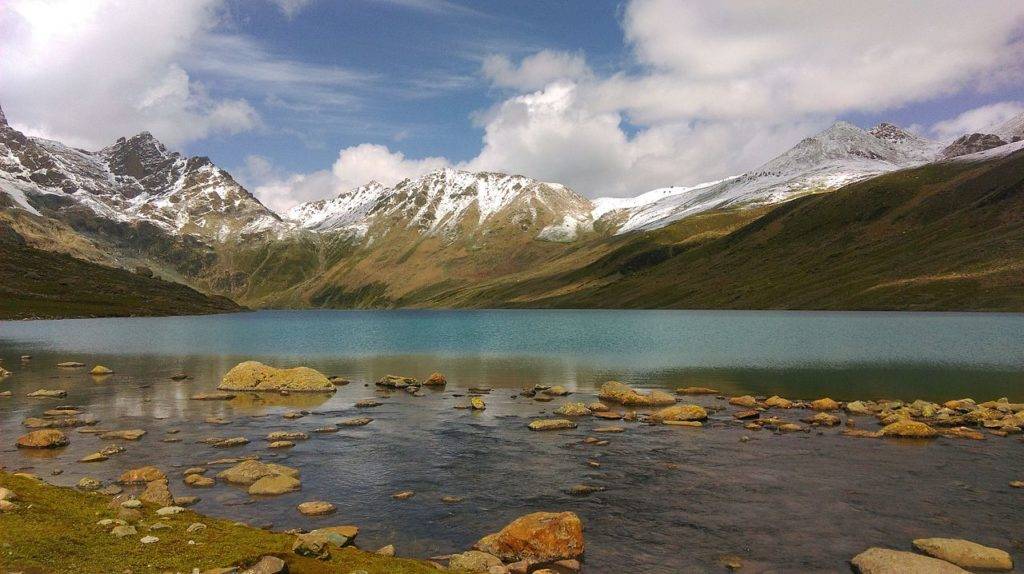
[218,361,335,393]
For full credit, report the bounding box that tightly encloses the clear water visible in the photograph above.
[1,310,1022,572]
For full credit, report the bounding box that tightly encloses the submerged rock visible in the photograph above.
[879,420,938,438]
[217,460,300,485]
[528,419,578,431]
[249,474,301,496]
[27,389,67,398]
[338,417,373,426]
[676,386,719,395]
[850,547,968,573]
[90,365,114,375]
[475,511,584,564]
[190,392,236,401]
[218,361,335,393]
[100,429,146,440]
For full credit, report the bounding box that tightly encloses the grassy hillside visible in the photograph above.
[0,221,242,319]
[492,150,1024,311]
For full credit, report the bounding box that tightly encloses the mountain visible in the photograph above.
[286,168,595,243]
[994,111,1024,143]
[940,133,1008,159]
[591,121,940,233]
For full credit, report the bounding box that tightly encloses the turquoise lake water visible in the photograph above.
[1,310,1022,572]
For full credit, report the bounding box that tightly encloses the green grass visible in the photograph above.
[0,472,459,574]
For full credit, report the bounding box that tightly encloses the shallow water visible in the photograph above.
[1,310,1023,572]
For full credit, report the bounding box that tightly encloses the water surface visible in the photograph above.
[1,310,1022,572]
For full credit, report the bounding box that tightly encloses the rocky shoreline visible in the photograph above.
[2,360,1022,572]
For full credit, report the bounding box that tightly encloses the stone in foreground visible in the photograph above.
[16,429,69,449]
[850,547,968,573]
[911,538,1013,571]
[879,420,937,438]
[475,511,584,565]
[298,501,336,516]
[650,404,708,423]
[218,361,335,393]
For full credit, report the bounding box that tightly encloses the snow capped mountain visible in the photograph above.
[287,168,595,242]
[0,120,280,241]
[993,111,1024,142]
[593,121,940,234]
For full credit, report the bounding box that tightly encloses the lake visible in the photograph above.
[1,309,1023,572]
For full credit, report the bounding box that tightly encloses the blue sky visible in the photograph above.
[2,0,1023,211]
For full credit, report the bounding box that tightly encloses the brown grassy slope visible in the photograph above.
[0,221,242,319]
[471,151,1024,311]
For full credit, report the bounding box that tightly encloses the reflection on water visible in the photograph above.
[1,310,1023,572]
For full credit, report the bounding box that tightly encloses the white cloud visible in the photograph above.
[331,144,450,192]
[0,0,263,148]
[269,0,312,19]
[482,50,592,91]
[930,101,1024,142]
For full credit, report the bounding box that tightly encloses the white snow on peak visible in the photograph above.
[993,111,1024,142]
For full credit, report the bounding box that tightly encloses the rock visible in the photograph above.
[1010,480,1024,488]
[810,398,840,411]
[170,373,191,381]
[339,417,373,426]
[941,427,985,440]
[216,460,300,485]
[376,544,396,556]
[120,466,166,484]
[543,386,570,396]
[99,485,123,495]
[175,495,200,506]
[100,429,146,440]
[111,525,137,538]
[282,410,306,419]
[392,490,415,500]
[16,429,69,448]
[733,409,760,420]
[425,372,447,386]
[554,402,590,417]
[27,389,67,398]
[598,381,675,406]
[77,477,102,491]
[249,474,301,496]
[0,500,17,512]
[90,365,114,375]
[566,484,605,496]
[218,361,335,393]
[0,488,16,501]
[676,386,719,395]
[650,404,708,423]
[293,532,331,558]
[205,436,250,448]
[0,366,10,378]
[140,479,175,506]
[450,550,504,572]
[310,525,359,547]
[267,431,308,441]
[156,505,186,516]
[777,423,804,432]
[593,426,625,433]
[191,392,236,401]
[592,411,622,420]
[587,402,609,412]
[912,538,1013,571]
[764,395,793,409]
[269,440,294,449]
[729,395,758,408]
[298,501,336,516]
[121,499,143,509]
[57,361,85,368]
[241,555,287,574]
[313,425,339,433]
[845,401,875,415]
[22,417,54,429]
[879,420,938,438]
[528,419,578,431]
[377,374,418,388]
[471,397,486,410]
[663,420,703,428]
[804,412,840,426]
[185,474,215,488]
[355,399,381,408]
[186,522,207,533]
[442,495,464,504]
[851,547,969,573]
[475,511,584,564]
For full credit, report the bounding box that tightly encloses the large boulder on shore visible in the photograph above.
[851,547,968,573]
[598,381,675,407]
[218,361,335,393]
[912,538,1013,571]
[475,511,584,565]
[16,429,69,448]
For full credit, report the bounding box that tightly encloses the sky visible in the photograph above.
[1,0,1023,213]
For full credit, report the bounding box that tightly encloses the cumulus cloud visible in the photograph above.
[482,50,592,91]
[331,144,450,192]
[0,0,262,148]
[930,101,1024,142]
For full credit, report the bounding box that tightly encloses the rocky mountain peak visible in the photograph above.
[101,131,178,181]
[940,133,1008,159]
[0,103,7,127]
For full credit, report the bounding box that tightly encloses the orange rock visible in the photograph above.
[119,466,166,484]
[15,429,69,449]
[475,511,584,564]
[810,398,840,411]
[425,372,447,386]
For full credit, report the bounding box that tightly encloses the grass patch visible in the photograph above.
[0,472,457,574]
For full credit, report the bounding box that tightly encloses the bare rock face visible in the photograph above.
[218,361,335,393]
[475,511,585,565]
[941,133,1008,159]
[16,429,69,448]
[851,547,968,573]
[912,538,1013,571]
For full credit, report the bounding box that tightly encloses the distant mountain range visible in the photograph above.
[1,101,1023,316]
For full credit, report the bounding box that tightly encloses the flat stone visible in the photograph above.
[850,547,968,573]
[528,419,577,431]
[100,429,146,440]
[191,392,236,401]
[156,506,186,516]
[27,389,67,398]
[338,417,373,426]
[912,538,1013,571]
[392,490,415,500]
[140,535,159,544]
[111,525,137,538]
[16,429,69,448]
[248,474,301,496]
[185,474,215,488]
[120,466,166,484]
[298,501,336,516]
